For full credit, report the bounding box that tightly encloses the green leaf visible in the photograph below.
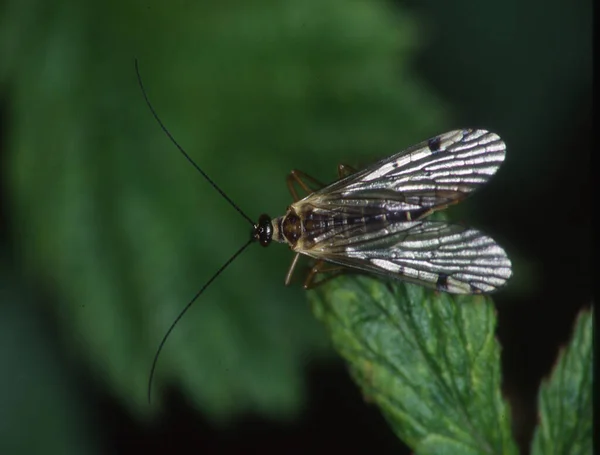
[1,0,448,421]
[309,276,518,455]
[530,308,592,455]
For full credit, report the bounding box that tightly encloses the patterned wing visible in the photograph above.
[304,220,512,294]
[306,129,506,216]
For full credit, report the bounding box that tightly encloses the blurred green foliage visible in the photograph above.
[0,271,98,455]
[0,0,591,453]
[1,0,447,422]
[415,0,591,200]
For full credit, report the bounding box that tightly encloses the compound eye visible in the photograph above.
[258,214,271,226]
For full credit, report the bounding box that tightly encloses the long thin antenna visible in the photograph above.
[148,238,254,403]
[134,58,255,226]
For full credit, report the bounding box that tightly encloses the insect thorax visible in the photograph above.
[272,205,382,251]
[271,209,302,247]
[272,206,315,249]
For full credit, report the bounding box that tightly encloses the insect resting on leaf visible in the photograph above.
[134,60,512,403]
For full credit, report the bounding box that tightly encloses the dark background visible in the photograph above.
[0,0,591,454]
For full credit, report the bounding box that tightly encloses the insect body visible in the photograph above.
[254,129,511,294]
[135,60,511,402]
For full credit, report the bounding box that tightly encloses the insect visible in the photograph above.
[135,60,512,402]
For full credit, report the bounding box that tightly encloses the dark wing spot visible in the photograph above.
[428,136,442,153]
[436,273,449,291]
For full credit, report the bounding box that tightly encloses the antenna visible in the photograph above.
[135,59,259,403]
[134,58,255,226]
[147,238,254,403]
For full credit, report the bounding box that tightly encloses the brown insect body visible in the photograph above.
[250,129,513,293]
[272,204,426,251]
[254,196,435,288]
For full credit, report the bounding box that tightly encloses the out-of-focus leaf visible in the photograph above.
[1,0,448,421]
[309,276,517,455]
[530,308,592,455]
[415,0,591,202]
[0,271,98,455]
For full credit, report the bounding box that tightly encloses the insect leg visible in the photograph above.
[337,164,357,178]
[286,169,326,202]
[284,253,302,286]
[303,261,347,289]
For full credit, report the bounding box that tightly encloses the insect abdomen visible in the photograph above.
[298,207,427,249]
